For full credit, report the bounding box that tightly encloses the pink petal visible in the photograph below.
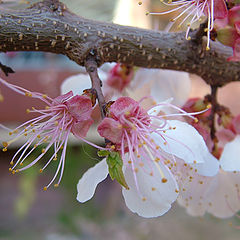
[66,95,93,121]
[53,91,73,105]
[110,97,139,119]
[72,119,94,138]
[97,118,123,144]
[213,0,228,19]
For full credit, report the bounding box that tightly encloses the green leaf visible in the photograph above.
[106,152,129,190]
[97,150,110,157]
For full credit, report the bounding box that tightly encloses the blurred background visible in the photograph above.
[0,0,240,239]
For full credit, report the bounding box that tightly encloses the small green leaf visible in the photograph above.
[97,150,110,157]
[106,152,129,190]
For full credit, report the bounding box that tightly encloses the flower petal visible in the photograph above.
[122,156,178,218]
[154,120,210,164]
[192,153,219,177]
[76,159,108,203]
[207,171,240,218]
[61,70,108,96]
[220,135,240,171]
[150,70,191,107]
[61,74,91,96]
[97,118,123,144]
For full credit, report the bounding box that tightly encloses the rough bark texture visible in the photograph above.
[0,0,239,87]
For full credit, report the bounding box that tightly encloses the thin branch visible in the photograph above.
[85,51,106,119]
[0,0,239,87]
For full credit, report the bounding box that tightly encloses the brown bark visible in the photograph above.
[0,0,239,87]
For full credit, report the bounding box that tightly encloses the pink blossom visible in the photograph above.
[106,63,133,93]
[215,6,240,61]
[0,77,98,190]
[77,96,219,218]
[146,0,227,50]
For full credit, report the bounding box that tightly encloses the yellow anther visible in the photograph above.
[39,169,43,173]
[30,123,34,127]
[139,162,144,167]
[41,148,46,153]
[156,146,160,150]
[151,187,156,191]
[150,172,153,176]
[206,46,210,51]
[187,36,191,40]
[32,129,36,133]
[12,170,16,174]
[145,12,149,16]
[13,129,18,134]
[128,160,132,164]
[43,186,48,191]
[20,163,23,166]
[37,135,41,138]
[54,184,59,188]
[110,145,115,150]
[161,178,168,183]
[199,181,203,184]
[16,170,19,173]
[125,111,130,116]
[138,144,142,148]
[9,168,12,172]
[24,133,27,136]
[60,146,63,150]
[2,141,8,148]
[9,132,12,136]
[10,161,13,165]
[42,94,48,99]
[155,157,160,162]
[207,104,211,109]
[137,154,140,158]
[26,109,30,114]
[45,106,50,110]
[134,168,139,173]
[25,91,32,97]
[138,1,142,5]
[193,160,197,164]
[182,188,186,191]
[175,189,179,193]
[194,118,198,123]
[164,142,167,145]
[142,197,147,201]
[2,148,7,152]
[54,121,59,126]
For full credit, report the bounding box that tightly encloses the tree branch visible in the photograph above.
[0,0,239,87]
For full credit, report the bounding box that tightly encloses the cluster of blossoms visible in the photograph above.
[138,0,240,60]
[1,60,240,219]
[0,77,103,190]
[180,97,240,218]
[77,96,221,217]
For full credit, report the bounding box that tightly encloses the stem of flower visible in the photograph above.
[85,52,106,119]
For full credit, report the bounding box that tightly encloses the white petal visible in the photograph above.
[177,173,216,217]
[122,155,178,218]
[61,71,107,96]
[207,171,240,218]
[220,135,240,171]
[76,159,108,203]
[150,70,191,107]
[153,120,209,164]
[192,153,219,176]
